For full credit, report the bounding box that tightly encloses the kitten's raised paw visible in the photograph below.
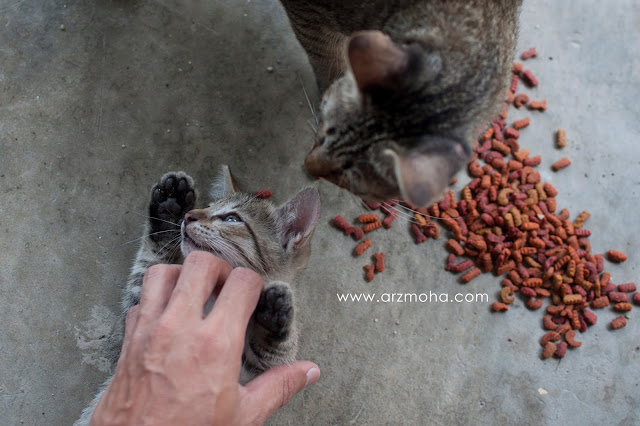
[255,282,293,340]
[149,172,196,237]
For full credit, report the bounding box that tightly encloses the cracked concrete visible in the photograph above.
[1,0,639,424]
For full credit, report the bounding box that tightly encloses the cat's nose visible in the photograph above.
[184,209,207,223]
[304,148,331,177]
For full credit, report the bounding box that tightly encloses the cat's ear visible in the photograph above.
[348,30,409,92]
[277,187,321,251]
[210,165,238,200]
[385,139,468,207]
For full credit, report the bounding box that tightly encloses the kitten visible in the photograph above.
[75,166,321,425]
[280,0,522,206]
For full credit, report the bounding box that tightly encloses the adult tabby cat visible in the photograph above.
[281,0,522,206]
[75,166,321,425]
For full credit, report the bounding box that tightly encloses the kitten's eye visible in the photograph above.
[221,213,242,223]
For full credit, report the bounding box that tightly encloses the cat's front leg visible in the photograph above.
[241,282,299,384]
[122,172,197,312]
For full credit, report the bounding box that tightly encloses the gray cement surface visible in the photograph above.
[1,1,639,425]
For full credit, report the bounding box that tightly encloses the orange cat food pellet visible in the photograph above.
[358,213,380,223]
[521,69,538,87]
[521,47,538,60]
[611,316,627,330]
[513,93,530,108]
[606,250,627,263]
[354,238,372,256]
[512,62,524,74]
[446,239,465,256]
[613,303,632,312]
[529,99,547,111]
[551,157,571,171]
[373,252,385,273]
[461,267,482,283]
[556,128,566,148]
[565,330,582,348]
[363,221,382,232]
[413,213,428,227]
[492,302,509,312]
[573,210,591,228]
[513,117,530,130]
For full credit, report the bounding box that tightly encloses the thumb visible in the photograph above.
[243,361,320,423]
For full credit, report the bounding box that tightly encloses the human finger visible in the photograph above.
[243,361,320,424]
[135,264,181,330]
[163,251,232,322]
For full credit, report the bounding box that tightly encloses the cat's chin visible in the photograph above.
[181,235,210,257]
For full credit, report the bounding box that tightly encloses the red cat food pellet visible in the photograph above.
[255,189,273,199]
[345,226,364,241]
[526,298,543,310]
[363,221,382,232]
[373,252,385,273]
[382,209,398,229]
[521,47,538,60]
[551,157,571,171]
[606,250,627,263]
[582,309,598,326]
[633,292,640,305]
[608,292,629,303]
[512,62,524,74]
[513,93,530,108]
[363,264,375,282]
[364,201,382,210]
[461,267,482,283]
[504,127,520,139]
[332,215,351,232]
[411,224,428,244]
[564,330,582,348]
[554,341,568,358]
[450,259,475,274]
[591,296,610,309]
[354,238,372,256]
[510,74,519,93]
[611,316,627,330]
[521,69,538,87]
[358,213,380,223]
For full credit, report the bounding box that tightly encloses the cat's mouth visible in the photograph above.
[181,228,210,254]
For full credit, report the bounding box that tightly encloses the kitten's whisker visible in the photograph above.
[307,120,317,134]
[392,202,446,222]
[122,229,179,246]
[302,83,319,126]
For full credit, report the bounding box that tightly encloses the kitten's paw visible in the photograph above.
[255,282,293,339]
[149,172,196,238]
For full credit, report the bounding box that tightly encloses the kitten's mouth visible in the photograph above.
[181,228,209,253]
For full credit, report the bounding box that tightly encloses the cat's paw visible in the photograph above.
[255,282,293,340]
[149,172,196,238]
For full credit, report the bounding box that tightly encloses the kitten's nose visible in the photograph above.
[304,148,332,177]
[184,209,207,223]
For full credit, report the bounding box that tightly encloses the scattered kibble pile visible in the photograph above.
[330,48,636,359]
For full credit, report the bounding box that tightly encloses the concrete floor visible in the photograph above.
[1,0,639,424]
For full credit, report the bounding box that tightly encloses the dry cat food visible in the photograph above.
[551,157,571,171]
[329,49,634,360]
[255,189,273,199]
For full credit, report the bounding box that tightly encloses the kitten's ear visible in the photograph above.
[209,165,238,200]
[385,139,469,207]
[278,187,321,251]
[348,30,409,92]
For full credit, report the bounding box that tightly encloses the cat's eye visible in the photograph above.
[222,213,242,223]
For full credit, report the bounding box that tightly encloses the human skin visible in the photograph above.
[90,251,320,425]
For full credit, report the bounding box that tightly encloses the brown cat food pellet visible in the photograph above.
[358,214,380,223]
[461,267,482,283]
[540,331,561,346]
[500,286,515,304]
[521,69,538,87]
[563,294,583,305]
[363,221,382,232]
[363,264,375,282]
[633,292,640,305]
[521,47,538,60]
[606,250,627,263]
[529,99,547,111]
[345,226,364,241]
[354,238,372,256]
[413,213,428,227]
[591,296,610,309]
[565,330,582,348]
[542,341,556,359]
[573,210,590,228]
[556,128,566,148]
[492,302,509,312]
[551,157,571,171]
[611,316,627,330]
[373,252,385,273]
[618,283,636,293]
[614,303,633,312]
[513,118,530,130]
[513,93,530,108]
[255,189,273,198]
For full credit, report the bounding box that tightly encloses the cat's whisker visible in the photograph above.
[121,229,179,246]
[307,120,317,134]
[130,211,182,228]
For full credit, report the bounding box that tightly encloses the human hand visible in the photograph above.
[91,251,320,425]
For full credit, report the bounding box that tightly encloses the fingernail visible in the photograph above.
[305,367,321,388]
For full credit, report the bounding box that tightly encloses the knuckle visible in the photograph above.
[144,264,176,283]
[184,250,217,267]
